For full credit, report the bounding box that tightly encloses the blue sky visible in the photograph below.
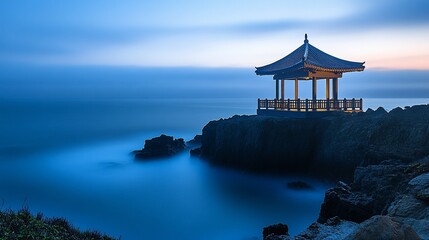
[1,0,429,69]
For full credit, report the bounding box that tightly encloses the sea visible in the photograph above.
[0,65,428,239]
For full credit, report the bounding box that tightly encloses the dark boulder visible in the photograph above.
[293,217,358,240]
[410,173,429,202]
[318,182,374,223]
[387,170,429,239]
[263,223,289,240]
[134,134,185,159]
[190,147,202,157]
[188,134,203,157]
[344,216,420,240]
[187,134,202,147]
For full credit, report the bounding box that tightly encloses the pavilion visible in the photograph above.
[255,34,365,116]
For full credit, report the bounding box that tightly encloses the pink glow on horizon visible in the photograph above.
[368,55,429,70]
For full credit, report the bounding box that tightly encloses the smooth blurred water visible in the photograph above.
[0,96,331,239]
[0,66,428,239]
[0,134,330,239]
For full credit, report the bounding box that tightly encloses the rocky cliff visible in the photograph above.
[264,159,429,240]
[198,105,429,180]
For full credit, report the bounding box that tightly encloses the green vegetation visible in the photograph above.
[0,208,118,240]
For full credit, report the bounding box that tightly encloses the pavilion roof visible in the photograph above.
[255,34,365,77]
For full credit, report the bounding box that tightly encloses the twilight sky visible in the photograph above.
[1,0,429,69]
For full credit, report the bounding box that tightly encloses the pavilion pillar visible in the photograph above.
[275,79,279,100]
[312,77,317,101]
[333,78,338,101]
[294,79,298,100]
[325,78,330,99]
[333,78,338,109]
[312,77,317,110]
[281,80,285,100]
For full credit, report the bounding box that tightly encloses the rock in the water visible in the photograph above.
[187,135,203,157]
[187,134,202,147]
[189,147,202,156]
[263,223,289,240]
[344,215,420,240]
[318,182,374,224]
[134,134,185,159]
[287,181,314,190]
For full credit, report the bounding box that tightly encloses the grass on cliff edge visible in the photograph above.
[0,208,118,240]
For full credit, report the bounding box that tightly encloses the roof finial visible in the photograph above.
[304,33,308,43]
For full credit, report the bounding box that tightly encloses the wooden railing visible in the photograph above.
[258,98,363,112]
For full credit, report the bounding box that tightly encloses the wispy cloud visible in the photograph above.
[0,0,428,67]
[227,0,429,34]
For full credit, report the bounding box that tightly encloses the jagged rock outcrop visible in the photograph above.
[266,161,429,239]
[318,160,410,223]
[387,171,429,239]
[186,134,202,147]
[263,223,289,240]
[187,134,202,156]
[133,134,185,159]
[318,160,429,223]
[200,105,429,180]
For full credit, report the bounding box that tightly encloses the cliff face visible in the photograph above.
[200,105,429,180]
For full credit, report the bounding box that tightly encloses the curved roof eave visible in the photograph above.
[255,34,365,76]
[255,60,304,75]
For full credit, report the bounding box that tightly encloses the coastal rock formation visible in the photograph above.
[201,115,329,174]
[265,161,429,239]
[317,160,429,237]
[318,181,374,223]
[197,105,429,239]
[318,160,410,223]
[133,134,185,159]
[265,217,358,240]
[187,134,203,156]
[263,223,289,239]
[200,105,429,180]
[387,171,429,239]
[266,216,420,240]
[344,216,420,240]
[186,134,202,147]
